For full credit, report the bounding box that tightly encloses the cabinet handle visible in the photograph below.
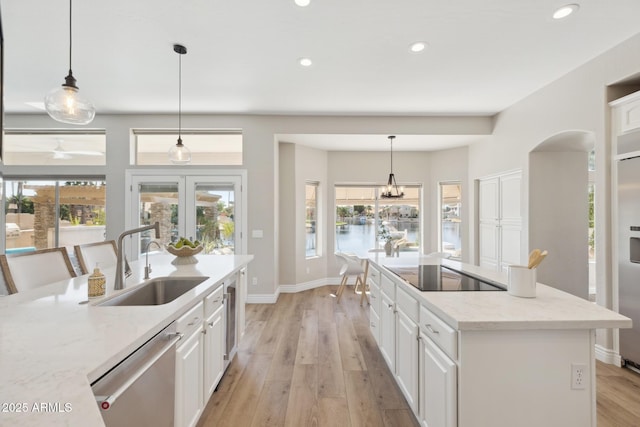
[370,322,376,328]
[212,297,221,303]
[208,321,214,327]
[187,317,200,326]
[370,294,376,299]
[425,324,439,334]
[387,303,394,309]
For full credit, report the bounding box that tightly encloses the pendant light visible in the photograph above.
[168,44,192,165]
[44,0,95,125]
[380,135,404,199]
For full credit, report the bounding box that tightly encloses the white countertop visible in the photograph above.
[368,254,632,331]
[0,253,253,427]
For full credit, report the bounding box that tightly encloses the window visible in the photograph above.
[4,179,107,274]
[306,182,319,258]
[439,182,462,259]
[335,185,421,255]
[133,130,243,166]
[2,130,106,166]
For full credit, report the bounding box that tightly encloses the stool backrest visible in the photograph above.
[0,248,76,294]
[74,240,118,275]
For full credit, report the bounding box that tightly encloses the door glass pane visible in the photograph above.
[440,183,462,259]
[194,183,235,254]
[139,183,179,252]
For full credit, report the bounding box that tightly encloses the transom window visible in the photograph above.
[133,130,243,166]
[2,130,106,166]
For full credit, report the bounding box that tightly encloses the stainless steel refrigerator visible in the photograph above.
[618,155,640,369]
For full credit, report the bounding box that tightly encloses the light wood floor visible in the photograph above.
[198,285,640,427]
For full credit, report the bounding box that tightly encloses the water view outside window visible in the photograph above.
[335,185,420,255]
[306,182,319,257]
[440,183,462,259]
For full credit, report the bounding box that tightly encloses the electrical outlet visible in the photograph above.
[252,277,258,286]
[571,363,587,390]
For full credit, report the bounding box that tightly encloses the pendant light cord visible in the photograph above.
[68,0,73,72]
[178,51,182,142]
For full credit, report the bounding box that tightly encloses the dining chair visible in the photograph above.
[333,252,369,305]
[74,240,119,275]
[0,247,77,294]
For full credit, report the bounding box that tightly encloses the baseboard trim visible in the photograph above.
[246,277,343,303]
[246,288,280,304]
[595,344,622,366]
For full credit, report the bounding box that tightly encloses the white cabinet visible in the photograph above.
[203,286,225,401]
[478,171,522,271]
[175,302,205,427]
[613,91,640,135]
[396,308,419,412]
[419,333,457,427]
[368,265,382,344]
[380,283,396,371]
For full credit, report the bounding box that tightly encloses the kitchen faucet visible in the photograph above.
[144,241,163,280]
[114,222,161,290]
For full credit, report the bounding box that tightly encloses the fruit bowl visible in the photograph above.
[166,244,204,257]
[166,244,203,264]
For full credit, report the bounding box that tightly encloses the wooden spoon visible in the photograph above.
[529,250,548,269]
[528,249,541,269]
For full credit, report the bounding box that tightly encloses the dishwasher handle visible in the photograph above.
[95,332,182,411]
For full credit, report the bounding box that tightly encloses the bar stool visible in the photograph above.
[0,248,77,294]
[74,240,118,274]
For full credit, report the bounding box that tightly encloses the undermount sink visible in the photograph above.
[98,276,209,306]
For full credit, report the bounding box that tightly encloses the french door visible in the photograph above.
[126,170,245,259]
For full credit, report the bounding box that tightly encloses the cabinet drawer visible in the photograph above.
[380,273,395,298]
[204,284,224,317]
[368,265,381,286]
[369,280,381,315]
[420,305,457,360]
[176,301,204,336]
[396,285,418,323]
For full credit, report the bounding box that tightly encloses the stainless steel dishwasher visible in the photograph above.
[91,322,181,427]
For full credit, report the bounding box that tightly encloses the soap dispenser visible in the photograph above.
[88,263,106,298]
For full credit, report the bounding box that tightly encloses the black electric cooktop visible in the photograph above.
[385,264,506,292]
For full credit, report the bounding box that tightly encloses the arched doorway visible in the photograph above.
[529,130,595,299]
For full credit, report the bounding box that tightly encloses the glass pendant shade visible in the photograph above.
[168,138,192,165]
[45,0,95,125]
[44,73,95,125]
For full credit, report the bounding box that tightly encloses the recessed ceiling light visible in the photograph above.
[553,4,579,19]
[295,0,310,7]
[409,42,427,53]
[299,57,312,67]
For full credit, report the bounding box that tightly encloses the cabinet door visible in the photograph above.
[479,178,499,223]
[370,305,381,345]
[175,328,204,427]
[420,334,457,427]
[380,290,396,371]
[396,309,419,413]
[204,304,225,401]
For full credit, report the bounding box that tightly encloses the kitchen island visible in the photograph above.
[0,253,252,427]
[366,255,631,427]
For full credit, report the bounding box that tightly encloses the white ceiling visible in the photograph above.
[2,0,640,151]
